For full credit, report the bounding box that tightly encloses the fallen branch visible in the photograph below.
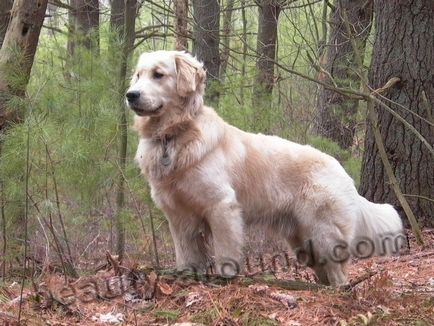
[158,269,327,291]
[341,270,378,291]
[254,277,326,291]
[343,4,425,246]
[368,103,424,245]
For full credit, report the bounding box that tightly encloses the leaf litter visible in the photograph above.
[0,229,433,325]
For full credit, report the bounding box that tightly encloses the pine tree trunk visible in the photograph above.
[219,0,235,81]
[192,0,220,105]
[77,0,99,52]
[255,0,280,96]
[253,0,281,132]
[0,0,13,48]
[360,0,434,227]
[315,0,373,149]
[110,0,137,262]
[174,0,188,51]
[240,0,247,105]
[68,0,100,55]
[0,0,49,132]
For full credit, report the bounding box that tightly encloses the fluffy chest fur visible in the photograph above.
[135,137,177,180]
[134,107,225,181]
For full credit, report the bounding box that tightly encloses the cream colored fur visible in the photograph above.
[127,50,404,286]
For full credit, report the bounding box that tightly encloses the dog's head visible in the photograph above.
[126,51,206,117]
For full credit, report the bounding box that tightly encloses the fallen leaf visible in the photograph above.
[185,292,203,307]
[149,271,158,284]
[268,312,277,320]
[91,312,125,324]
[269,291,297,309]
[248,284,268,294]
[158,282,173,295]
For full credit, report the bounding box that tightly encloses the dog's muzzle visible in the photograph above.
[125,91,163,115]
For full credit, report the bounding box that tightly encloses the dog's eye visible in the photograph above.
[153,71,164,79]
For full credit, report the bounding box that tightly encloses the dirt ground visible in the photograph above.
[1,229,433,326]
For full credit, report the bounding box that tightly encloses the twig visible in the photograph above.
[79,233,101,259]
[0,143,6,280]
[368,104,424,245]
[48,0,73,10]
[106,251,121,276]
[369,94,434,158]
[402,194,434,204]
[45,144,77,277]
[42,24,66,34]
[421,90,434,134]
[18,109,32,324]
[147,202,160,270]
[372,77,401,94]
[28,195,70,281]
[341,270,378,290]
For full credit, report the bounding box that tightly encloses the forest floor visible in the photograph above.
[1,229,433,326]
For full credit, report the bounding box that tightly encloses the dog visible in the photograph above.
[127,50,404,286]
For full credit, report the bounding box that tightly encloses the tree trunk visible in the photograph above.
[240,0,247,105]
[110,0,137,262]
[219,0,235,81]
[360,0,434,227]
[192,0,220,105]
[0,0,49,132]
[314,0,373,149]
[253,0,281,132]
[255,0,281,95]
[68,0,100,55]
[174,0,188,51]
[0,0,13,48]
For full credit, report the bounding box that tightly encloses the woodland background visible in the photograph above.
[0,0,433,288]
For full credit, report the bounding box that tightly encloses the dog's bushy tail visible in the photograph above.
[353,196,405,256]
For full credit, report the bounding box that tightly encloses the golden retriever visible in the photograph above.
[127,51,404,286]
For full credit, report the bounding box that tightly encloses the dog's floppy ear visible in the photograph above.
[175,54,205,97]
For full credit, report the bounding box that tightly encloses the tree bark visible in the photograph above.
[255,0,281,95]
[315,0,373,149]
[174,0,188,51]
[360,0,434,227]
[240,0,247,105]
[0,0,49,132]
[192,0,220,105]
[68,0,100,55]
[0,0,13,48]
[219,0,235,81]
[110,0,138,262]
[253,0,281,132]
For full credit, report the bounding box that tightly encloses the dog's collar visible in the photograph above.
[155,135,173,167]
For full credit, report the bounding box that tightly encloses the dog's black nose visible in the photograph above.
[126,91,140,102]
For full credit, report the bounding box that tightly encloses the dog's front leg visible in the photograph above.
[166,212,210,273]
[207,199,244,276]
